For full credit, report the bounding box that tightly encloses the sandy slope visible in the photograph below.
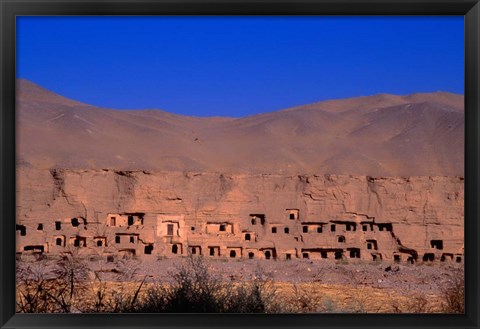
[16,79,464,176]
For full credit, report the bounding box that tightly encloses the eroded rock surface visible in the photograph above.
[16,168,464,264]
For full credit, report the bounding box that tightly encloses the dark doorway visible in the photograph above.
[144,245,153,254]
[423,253,435,262]
[430,240,444,250]
[349,249,360,258]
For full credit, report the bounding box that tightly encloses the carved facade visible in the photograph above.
[16,169,464,264]
[16,210,463,264]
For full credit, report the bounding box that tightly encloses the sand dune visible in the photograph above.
[16,79,464,176]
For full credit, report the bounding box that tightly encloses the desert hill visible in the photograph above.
[16,79,464,176]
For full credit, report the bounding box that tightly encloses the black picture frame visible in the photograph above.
[1,1,479,328]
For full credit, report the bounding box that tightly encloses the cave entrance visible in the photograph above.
[172,244,178,254]
[430,240,443,250]
[128,215,134,226]
[209,246,220,256]
[144,245,154,255]
[366,239,378,250]
[24,245,44,252]
[250,214,265,225]
[349,248,360,259]
[16,225,26,236]
[423,253,435,262]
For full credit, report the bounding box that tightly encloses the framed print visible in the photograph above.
[1,0,479,329]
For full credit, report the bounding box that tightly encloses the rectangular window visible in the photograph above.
[167,224,174,236]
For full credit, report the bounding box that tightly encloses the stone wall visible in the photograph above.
[16,168,464,263]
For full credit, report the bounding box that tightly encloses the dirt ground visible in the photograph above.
[82,257,462,313]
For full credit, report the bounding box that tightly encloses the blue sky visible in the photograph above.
[16,16,464,117]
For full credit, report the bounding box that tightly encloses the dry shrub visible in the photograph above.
[16,254,89,313]
[391,294,430,313]
[132,256,276,313]
[441,268,464,313]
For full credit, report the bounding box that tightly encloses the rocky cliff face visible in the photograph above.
[16,168,464,263]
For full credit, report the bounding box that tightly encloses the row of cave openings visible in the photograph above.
[15,217,88,236]
[170,244,277,260]
[165,243,463,264]
[249,211,394,233]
